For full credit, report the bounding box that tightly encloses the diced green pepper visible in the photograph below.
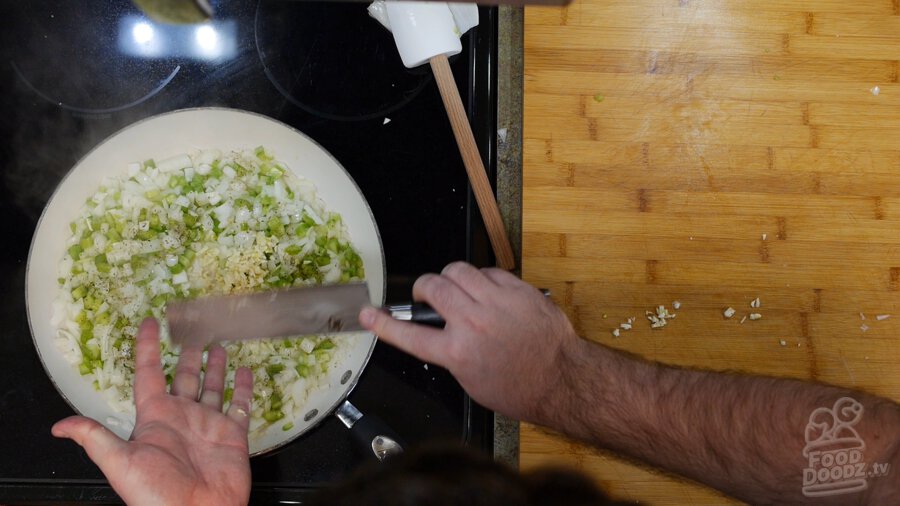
[72,285,87,300]
[94,254,111,273]
[314,350,331,364]
[314,339,335,351]
[137,229,158,240]
[68,244,83,260]
[254,146,272,161]
[84,343,101,360]
[84,294,101,311]
[95,311,111,325]
[168,175,186,189]
[267,217,285,237]
[76,310,91,329]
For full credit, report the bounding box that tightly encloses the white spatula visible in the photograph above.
[371,1,516,270]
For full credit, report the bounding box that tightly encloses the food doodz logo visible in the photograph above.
[801,397,891,497]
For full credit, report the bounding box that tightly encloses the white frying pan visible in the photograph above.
[26,108,387,456]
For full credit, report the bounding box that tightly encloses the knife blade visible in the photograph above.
[166,282,445,348]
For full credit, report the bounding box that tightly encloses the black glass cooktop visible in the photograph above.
[0,0,498,502]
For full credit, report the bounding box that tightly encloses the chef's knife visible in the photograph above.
[166,282,444,348]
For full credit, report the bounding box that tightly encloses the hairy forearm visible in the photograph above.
[540,338,900,505]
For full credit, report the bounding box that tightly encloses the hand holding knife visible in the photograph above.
[166,282,549,348]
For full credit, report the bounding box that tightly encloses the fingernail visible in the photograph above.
[359,306,377,326]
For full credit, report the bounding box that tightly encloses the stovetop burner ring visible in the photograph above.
[253,0,432,122]
[7,1,188,117]
[11,61,180,115]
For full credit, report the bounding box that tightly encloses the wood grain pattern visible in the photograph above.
[522,0,900,504]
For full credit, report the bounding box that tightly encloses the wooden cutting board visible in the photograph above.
[521,0,900,504]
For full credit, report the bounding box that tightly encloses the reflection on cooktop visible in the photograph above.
[10,1,184,114]
[254,0,431,121]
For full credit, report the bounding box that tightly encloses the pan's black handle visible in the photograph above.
[335,400,405,462]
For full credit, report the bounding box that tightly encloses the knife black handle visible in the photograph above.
[387,303,445,327]
[385,289,550,328]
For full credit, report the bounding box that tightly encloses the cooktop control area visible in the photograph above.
[0,0,497,502]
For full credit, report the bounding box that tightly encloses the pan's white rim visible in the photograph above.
[25,107,386,456]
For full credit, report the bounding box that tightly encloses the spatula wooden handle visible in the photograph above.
[429,54,516,271]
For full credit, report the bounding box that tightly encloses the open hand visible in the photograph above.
[359,262,581,424]
[52,318,254,506]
